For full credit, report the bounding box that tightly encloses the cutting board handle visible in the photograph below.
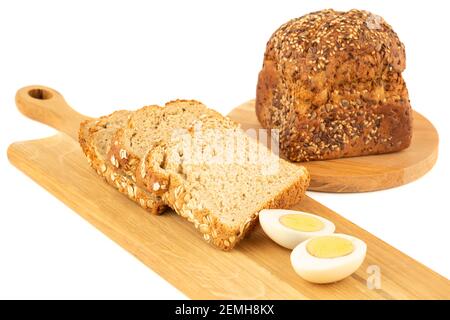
[15,85,88,140]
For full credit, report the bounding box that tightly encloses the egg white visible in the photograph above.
[259,209,335,249]
[290,233,367,284]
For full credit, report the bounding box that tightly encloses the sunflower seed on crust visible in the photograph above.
[110,155,118,167]
[119,149,127,159]
[127,185,134,199]
[184,210,194,220]
[174,186,182,198]
[199,224,209,234]
[140,159,146,179]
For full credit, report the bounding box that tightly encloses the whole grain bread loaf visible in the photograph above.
[256,9,413,161]
[143,127,310,250]
[79,111,166,214]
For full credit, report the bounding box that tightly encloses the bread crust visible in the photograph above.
[256,9,413,161]
[79,112,166,215]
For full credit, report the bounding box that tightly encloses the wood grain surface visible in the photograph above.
[7,135,450,299]
[228,101,439,192]
[8,85,449,299]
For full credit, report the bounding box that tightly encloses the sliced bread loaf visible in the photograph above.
[79,111,166,214]
[143,127,310,250]
[108,100,238,192]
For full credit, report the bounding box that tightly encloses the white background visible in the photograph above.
[0,0,449,299]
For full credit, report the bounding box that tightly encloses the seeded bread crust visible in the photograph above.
[143,135,311,251]
[256,9,413,161]
[79,111,166,215]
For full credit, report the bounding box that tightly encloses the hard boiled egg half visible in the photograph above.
[259,209,335,249]
[291,233,367,284]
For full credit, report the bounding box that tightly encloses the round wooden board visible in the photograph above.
[227,100,439,193]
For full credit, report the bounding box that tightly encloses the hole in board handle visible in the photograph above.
[28,88,53,100]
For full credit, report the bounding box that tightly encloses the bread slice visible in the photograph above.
[108,100,238,191]
[143,127,310,250]
[79,111,166,214]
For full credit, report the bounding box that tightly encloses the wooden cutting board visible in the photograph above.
[8,85,449,299]
[228,101,439,192]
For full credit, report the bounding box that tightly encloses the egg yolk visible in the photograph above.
[306,236,354,258]
[279,214,324,232]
